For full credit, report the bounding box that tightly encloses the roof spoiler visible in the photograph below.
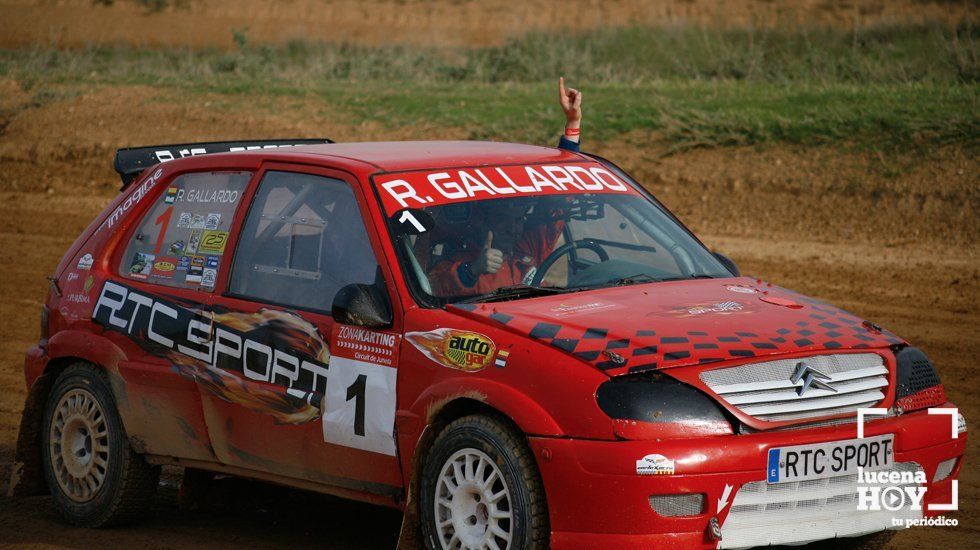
[113,138,334,189]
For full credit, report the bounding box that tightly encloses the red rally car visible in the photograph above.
[14,139,966,549]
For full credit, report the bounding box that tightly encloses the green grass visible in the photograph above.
[1,22,977,152]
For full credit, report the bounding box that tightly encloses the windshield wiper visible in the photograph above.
[456,284,575,304]
[656,273,716,282]
[611,273,658,286]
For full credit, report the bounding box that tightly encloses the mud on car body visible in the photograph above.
[15,139,966,549]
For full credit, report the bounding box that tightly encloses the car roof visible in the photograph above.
[251,140,586,172]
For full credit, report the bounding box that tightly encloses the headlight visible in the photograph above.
[596,373,733,438]
[894,347,947,411]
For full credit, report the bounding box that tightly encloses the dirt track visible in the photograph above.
[0,81,977,547]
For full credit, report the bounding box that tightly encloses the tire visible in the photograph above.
[40,362,160,527]
[420,415,549,550]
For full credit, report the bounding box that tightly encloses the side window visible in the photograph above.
[229,171,380,312]
[121,171,251,290]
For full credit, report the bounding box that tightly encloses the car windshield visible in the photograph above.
[377,161,731,304]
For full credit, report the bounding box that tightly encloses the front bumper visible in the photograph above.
[529,406,965,549]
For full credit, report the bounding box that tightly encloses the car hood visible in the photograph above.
[447,277,904,377]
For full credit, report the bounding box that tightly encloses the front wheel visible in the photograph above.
[41,362,159,527]
[420,415,549,550]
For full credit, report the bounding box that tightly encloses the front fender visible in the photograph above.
[410,377,563,436]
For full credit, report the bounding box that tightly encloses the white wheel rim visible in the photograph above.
[434,448,514,550]
[49,388,110,502]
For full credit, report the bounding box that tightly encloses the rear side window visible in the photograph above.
[120,171,251,290]
[228,170,379,312]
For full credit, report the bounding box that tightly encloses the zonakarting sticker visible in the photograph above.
[323,325,400,456]
[374,162,637,215]
[406,328,496,372]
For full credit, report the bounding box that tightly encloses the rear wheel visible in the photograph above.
[420,415,548,550]
[41,362,159,527]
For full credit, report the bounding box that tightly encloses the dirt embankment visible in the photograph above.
[0,0,974,50]
[0,81,977,547]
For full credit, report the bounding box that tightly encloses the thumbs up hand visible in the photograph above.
[472,231,504,275]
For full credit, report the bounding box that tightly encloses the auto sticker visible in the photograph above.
[406,328,496,372]
[323,325,400,455]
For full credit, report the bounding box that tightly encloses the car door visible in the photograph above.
[96,169,253,461]
[198,164,403,498]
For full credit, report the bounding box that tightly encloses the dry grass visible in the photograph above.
[0,0,975,50]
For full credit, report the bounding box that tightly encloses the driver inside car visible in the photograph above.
[426,198,566,296]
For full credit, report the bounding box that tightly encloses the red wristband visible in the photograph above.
[564,127,580,137]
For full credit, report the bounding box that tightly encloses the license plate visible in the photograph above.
[766,434,894,484]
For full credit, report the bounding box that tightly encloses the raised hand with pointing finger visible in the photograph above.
[558,77,583,151]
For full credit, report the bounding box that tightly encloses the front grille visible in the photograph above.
[720,462,923,549]
[700,353,888,422]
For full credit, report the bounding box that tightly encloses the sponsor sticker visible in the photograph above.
[169,240,185,255]
[76,253,94,270]
[177,212,193,228]
[636,453,675,475]
[726,284,758,294]
[205,255,220,269]
[658,301,749,318]
[128,252,154,279]
[150,257,177,278]
[186,229,202,254]
[406,329,496,372]
[494,349,510,368]
[205,212,221,230]
[65,293,91,304]
[198,230,228,254]
[96,167,164,233]
[186,255,205,283]
[83,275,95,293]
[177,255,191,271]
[549,299,622,318]
[201,268,217,288]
